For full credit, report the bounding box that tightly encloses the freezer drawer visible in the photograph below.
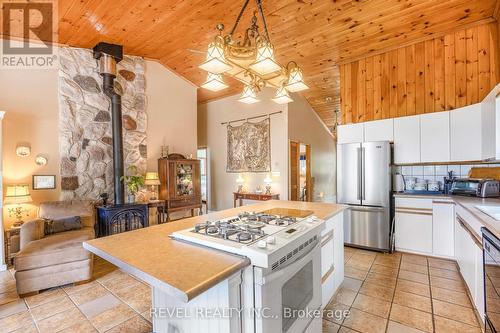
[344,206,390,251]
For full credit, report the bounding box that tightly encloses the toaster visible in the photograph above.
[450,178,500,198]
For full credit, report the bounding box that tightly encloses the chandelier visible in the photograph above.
[199,0,308,104]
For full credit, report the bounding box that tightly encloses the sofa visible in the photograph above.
[14,200,96,296]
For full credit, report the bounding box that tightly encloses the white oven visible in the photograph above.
[251,235,322,333]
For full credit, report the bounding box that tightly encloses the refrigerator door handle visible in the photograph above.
[362,147,366,200]
[357,147,362,201]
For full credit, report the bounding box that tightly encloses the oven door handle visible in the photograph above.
[259,241,320,285]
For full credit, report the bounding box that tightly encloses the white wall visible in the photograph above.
[0,46,198,228]
[198,88,289,210]
[288,94,337,202]
[145,61,198,171]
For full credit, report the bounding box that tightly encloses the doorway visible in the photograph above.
[290,141,311,201]
[197,147,209,213]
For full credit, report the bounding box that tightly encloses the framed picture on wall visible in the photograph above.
[32,175,56,190]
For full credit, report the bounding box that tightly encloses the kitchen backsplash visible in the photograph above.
[394,163,500,183]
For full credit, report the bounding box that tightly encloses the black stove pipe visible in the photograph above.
[93,42,125,205]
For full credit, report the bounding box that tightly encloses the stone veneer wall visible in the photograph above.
[58,47,147,201]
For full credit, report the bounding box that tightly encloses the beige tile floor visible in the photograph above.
[0,247,483,333]
[323,247,483,333]
[0,257,152,333]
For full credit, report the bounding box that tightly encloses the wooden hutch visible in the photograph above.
[158,154,202,221]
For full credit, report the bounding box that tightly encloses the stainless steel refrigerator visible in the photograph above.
[337,141,392,251]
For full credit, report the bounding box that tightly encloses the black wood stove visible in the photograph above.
[92,42,148,237]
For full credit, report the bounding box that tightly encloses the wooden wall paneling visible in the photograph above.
[340,64,346,124]
[434,37,445,112]
[444,33,456,110]
[415,42,426,114]
[344,63,353,124]
[351,62,359,123]
[339,23,499,124]
[381,53,391,119]
[489,21,499,88]
[455,29,467,108]
[466,27,479,105]
[357,59,366,123]
[365,57,374,122]
[373,55,382,120]
[389,50,399,118]
[397,48,407,117]
[478,24,492,100]
[406,45,416,115]
[424,39,435,113]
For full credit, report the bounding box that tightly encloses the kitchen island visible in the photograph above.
[84,200,347,333]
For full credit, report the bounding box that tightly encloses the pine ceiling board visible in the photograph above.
[12,0,491,131]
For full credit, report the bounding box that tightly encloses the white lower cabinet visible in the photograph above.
[454,214,485,322]
[395,211,433,254]
[321,211,344,307]
[432,201,455,257]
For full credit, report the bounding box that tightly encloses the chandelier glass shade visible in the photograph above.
[285,65,309,92]
[238,84,260,104]
[198,0,308,104]
[272,86,293,104]
[201,73,229,91]
[199,40,233,74]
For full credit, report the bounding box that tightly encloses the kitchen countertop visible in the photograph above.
[83,200,346,303]
[394,193,500,239]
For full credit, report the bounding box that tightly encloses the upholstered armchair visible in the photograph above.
[14,200,96,297]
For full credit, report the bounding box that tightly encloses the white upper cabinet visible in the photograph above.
[364,119,394,142]
[420,111,450,163]
[394,115,421,164]
[337,123,364,144]
[450,103,482,162]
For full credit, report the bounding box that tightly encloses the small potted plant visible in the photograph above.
[120,165,145,203]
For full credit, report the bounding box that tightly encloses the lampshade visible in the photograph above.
[264,174,272,185]
[272,86,294,104]
[144,172,161,186]
[4,184,32,205]
[249,42,281,75]
[238,85,260,104]
[201,73,228,92]
[285,65,309,92]
[236,174,244,184]
[199,41,232,74]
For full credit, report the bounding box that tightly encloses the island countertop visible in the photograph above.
[83,200,347,303]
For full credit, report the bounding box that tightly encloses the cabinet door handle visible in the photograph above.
[457,215,482,249]
[321,230,334,247]
[322,264,335,283]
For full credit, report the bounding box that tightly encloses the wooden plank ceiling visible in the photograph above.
[8,0,499,131]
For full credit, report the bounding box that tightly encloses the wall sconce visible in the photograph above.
[16,143,31,157]
[35,154,48,166]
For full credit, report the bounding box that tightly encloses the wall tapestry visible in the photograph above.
[227,118,271,172]
[58,47,147,201]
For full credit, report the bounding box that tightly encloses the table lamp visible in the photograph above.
[264,174,272,195]
[145,172,161,200]
[4,184,32,227]
[236,174,244,193]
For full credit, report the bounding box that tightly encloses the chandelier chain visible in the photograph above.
[230,0,251,36]
[255,0,270,42]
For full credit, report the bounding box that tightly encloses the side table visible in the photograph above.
[4,226,21,267]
